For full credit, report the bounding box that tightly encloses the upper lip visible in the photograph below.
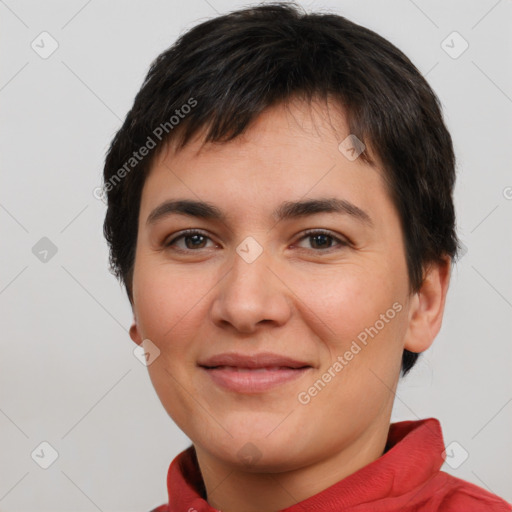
[198,352,312,369]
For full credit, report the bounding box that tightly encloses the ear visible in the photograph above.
[403,256,451,353]
[129,315,143,346]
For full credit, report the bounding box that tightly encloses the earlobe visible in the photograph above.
[129,321,143,345]
[403,256,451,354]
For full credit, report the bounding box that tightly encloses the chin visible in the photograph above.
[208,437,307,473]
[194,417,310,469]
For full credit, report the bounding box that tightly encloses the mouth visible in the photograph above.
[198,352,313,393]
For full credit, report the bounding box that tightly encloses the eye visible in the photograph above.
[294,229,349,251]
[164,230,217,251]
[163,228,349,253]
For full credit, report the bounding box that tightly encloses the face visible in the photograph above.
[130,99,416,472]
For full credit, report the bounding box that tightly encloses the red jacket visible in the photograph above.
[149,418,511,511]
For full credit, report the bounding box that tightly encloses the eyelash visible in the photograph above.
[164,229,349,253]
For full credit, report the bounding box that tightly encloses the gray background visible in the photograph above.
[1,0,511,510]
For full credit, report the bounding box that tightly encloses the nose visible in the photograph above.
[210,245,292,334]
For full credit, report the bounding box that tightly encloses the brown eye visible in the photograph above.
[295,230,348,251]
[309,233,334,249]
[165,230,215,251]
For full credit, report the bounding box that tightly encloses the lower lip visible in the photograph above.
[201,366,311,393]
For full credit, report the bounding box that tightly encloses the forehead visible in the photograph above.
[167,96,376,164]
[139,99,391,226]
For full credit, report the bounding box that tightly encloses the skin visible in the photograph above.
[129,98,451,512]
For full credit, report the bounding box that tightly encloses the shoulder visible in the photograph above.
[433,472,511,511]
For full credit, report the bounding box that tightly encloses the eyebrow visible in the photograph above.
[146,197,373,227]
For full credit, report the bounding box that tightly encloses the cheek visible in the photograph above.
[135,249,207,309]
[299,270,407,407]
[132,262,211,429]
[295,262,405,338]
[291,262,409,400]
[132,261,204,353]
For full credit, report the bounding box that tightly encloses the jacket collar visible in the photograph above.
[165,418,445,511]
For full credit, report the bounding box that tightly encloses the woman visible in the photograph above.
[101,3,511,510]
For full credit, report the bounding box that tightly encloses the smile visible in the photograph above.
[198,352,313,393]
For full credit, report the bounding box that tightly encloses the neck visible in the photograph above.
[194,416,391,512]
